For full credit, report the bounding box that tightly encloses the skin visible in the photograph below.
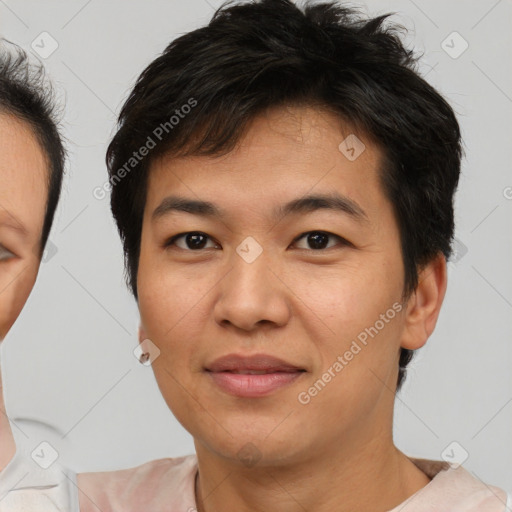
[134,104,446,512]
[0,112,48,471]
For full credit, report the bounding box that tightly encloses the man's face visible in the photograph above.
[0,113,47,341]
[137,105,409,466]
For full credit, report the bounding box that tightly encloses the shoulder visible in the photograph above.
[78,454,197,512]
[403,457,511,512]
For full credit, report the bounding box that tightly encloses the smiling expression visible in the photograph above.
[137,105,415,465]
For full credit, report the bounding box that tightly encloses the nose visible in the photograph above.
[213,247,291,332]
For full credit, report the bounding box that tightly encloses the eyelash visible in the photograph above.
[163,231,353,252]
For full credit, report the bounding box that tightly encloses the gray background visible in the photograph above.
[1,0,511,492]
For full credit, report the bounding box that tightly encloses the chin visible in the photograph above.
[195,426,311,469]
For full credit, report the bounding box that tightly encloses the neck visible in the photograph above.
[194,419,430,512]
[0,354,16,471]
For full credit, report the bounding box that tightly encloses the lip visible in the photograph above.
[205,353,305,397]
[206,353,304,373]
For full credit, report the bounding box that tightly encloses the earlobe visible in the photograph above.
[400,253,448,350]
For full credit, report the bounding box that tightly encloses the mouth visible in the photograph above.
[216,369,302,375]
[205,353,306,397]
[205,353,304,373]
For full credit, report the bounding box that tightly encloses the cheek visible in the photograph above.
[0,262,38,340]
[295,292,404,431]
[290,261,402,335]
[289,260,405,402]
[137,263,209,429]
[137,254,208,362]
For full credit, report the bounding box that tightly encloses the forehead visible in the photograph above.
[146,105,387,222]
[0,112,48,237]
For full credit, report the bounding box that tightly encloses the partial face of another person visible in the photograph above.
[0,112,48,341]
[137,105,443,466]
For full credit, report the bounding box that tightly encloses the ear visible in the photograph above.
[400,252,447,350]
[138,323,148,344]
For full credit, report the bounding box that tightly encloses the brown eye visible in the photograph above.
[165,232,218,251]
[293,231,350,250]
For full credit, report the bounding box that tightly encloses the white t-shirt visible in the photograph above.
[78,454,512,512]
[0,418,79,512]
[0,449,79,511]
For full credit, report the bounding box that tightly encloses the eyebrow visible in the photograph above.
[152,193,369,224]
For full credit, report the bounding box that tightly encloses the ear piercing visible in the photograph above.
[139,352,151,364]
